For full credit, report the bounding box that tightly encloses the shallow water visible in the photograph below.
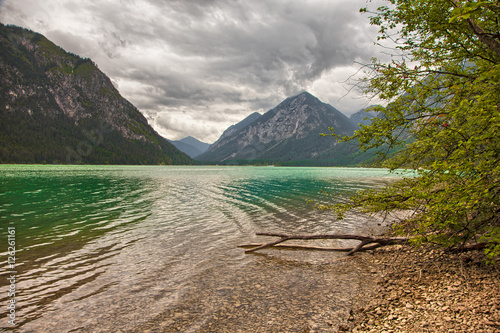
[0,165,401,331]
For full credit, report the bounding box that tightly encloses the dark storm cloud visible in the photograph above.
[108,0,379,106]
[0,0,386,142]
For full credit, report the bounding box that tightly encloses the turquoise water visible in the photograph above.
[0,165,400,332]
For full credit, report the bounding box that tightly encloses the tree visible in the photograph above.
[324,0,500,258]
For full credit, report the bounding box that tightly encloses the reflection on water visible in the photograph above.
[0,165,400,331]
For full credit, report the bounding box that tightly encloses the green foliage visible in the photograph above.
[329,0,500,258]
[73,61,95,81]
[0,107,193,165]
[36,36,68,58]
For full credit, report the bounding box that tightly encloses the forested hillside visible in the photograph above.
[0,24,193,165]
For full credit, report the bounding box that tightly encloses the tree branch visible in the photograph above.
[241,232,409,255]
[450,0,500,60]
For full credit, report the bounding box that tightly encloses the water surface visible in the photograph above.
[0,165,400,332]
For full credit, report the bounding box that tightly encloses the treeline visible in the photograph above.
[0,23,98,83]
[197,152,379,167]
[0,109,192,165]
[196,137,382,167]
[2,23,97,66]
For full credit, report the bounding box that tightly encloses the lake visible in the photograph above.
[0,165,402,332]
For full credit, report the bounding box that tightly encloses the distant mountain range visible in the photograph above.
[169,136,210,158]
[0,24,383,166]
[349,106,380,127]
[197,92,376,166]
[159,100,380,164]
[0,24,193,165]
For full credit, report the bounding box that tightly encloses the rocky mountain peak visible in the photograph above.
[197,92,357,164]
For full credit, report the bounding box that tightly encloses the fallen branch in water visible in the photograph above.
[239,232,410,255]
[238,243,383,252]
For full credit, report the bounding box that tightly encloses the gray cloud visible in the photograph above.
[0,0,386,143]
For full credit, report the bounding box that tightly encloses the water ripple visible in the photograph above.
[0,165,403,331]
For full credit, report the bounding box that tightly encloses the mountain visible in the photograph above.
[349,106,380,127]
[197,92,361,165]
[170,136,210,158]
[0,24,193,165]
[217,112,262,141]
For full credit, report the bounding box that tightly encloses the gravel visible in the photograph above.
[347,245,500,333]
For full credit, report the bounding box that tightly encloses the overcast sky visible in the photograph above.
[0,0,388,143]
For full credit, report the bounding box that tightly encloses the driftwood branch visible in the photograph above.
[240,232,409,255]
[238,243,383,252]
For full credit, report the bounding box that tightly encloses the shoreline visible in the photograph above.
[347,246,500,332]
[130,244,500,332]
